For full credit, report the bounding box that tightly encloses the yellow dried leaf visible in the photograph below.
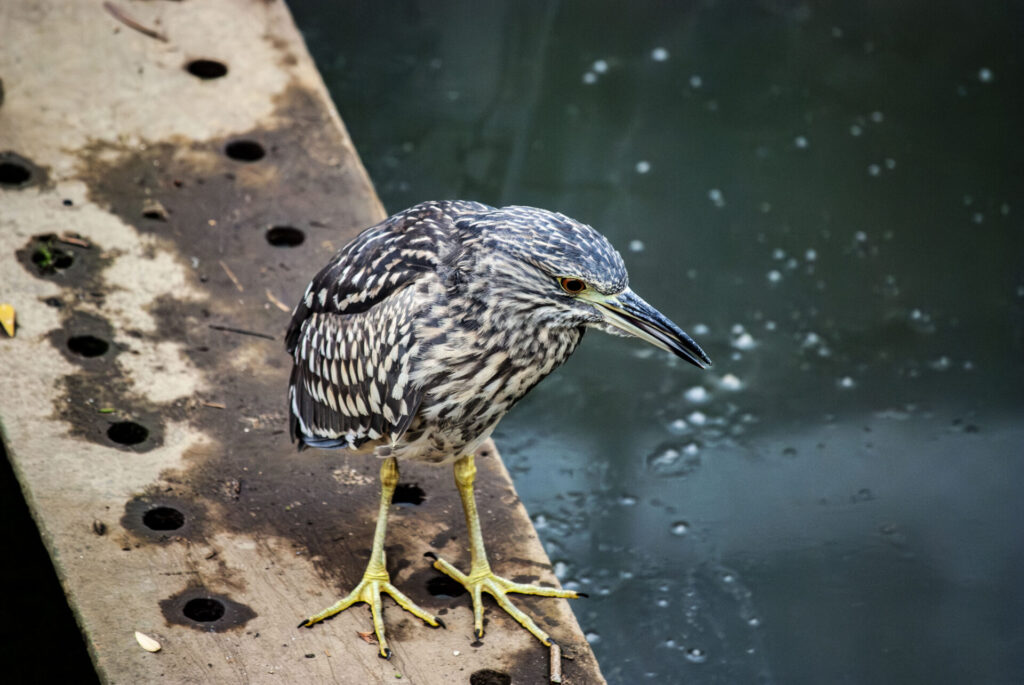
[0,304,14,337]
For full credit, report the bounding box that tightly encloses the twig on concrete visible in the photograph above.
[102,2,168,42]
[219,260,245,292]
[265,289,292,313]
[208,324,275,341]
[58,233,91,248]
[549,642,562,683]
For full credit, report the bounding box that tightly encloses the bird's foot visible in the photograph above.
[429,555,582,645]
[298,569,442,659]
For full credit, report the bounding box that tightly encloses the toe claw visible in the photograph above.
[380,647,392,660]
[297,619,311,629]
[423,551,438,560]
[576,592,590,598]
[434,617,447,630]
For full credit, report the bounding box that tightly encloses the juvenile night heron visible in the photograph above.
[289,200,709,657]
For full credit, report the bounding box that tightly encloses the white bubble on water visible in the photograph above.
[772,248,786,260]
[582,71,597,84]
[683,442,700,456]
[671,521,690,536]
[719,373,742,391]
[871,110,884,123]
[767,269,782,283]
[794,135,809,149]
[635,160,651,174]
[685,386,709,403]
[979,67,994,83]
[656,598,670,608]
[692,322,710,335]
[689,74,703,88]
[592,59,609,74]
[708,188,725,207]
[972,212,984,224]
[732,332,757,350]
[651,47,669,62]
[619,495,638,506]
[885,158,897,170]
[688,410,707,426]
[685,647,707,663]
[553,561,569,579]
[868,163,881,176]
[805,248,818,261]
[585,632,601,644]
[628,239,645,252]
[850,124,863,136]
[668,418,689,434]
[838,376,856,389]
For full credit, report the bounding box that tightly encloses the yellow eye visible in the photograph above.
[559,277,586,294]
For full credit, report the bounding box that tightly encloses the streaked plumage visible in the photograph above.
[287,200,706,463]
[290,200,710,655]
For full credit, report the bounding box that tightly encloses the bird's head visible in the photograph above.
[465,205,711,370]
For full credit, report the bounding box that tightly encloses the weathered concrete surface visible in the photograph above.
[0,1,604,682]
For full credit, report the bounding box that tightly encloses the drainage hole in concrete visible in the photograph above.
[0,161,31,187]
[225,140,265,162]
[31,239,74,272]
[183,597,226,623]
[426,575,467,598]
[265,226,305,247]
[67,335,109,357]
[185,59,228,80]
[143,506,185,531]
[470,670,512,685]
[393,482,425,506]
[108,421,149,445]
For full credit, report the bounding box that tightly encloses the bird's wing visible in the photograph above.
[286,201,487,449]
[288,285,425,450]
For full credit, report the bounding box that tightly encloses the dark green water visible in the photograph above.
[288,1,1024,682]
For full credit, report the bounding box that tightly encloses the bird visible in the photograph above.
[288,200,710,658]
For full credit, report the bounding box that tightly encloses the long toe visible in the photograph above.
[431,556,581,645]
[300,574,439,658]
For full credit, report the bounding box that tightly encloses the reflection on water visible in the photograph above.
[289,1,1024,682]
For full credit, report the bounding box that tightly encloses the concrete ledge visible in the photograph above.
[0,1,604,682]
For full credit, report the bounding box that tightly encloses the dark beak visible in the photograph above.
[592,289,711,369]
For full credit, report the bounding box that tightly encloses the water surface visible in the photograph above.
[289,2,1024,682]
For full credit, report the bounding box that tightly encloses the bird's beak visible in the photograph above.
[586,289,712,369]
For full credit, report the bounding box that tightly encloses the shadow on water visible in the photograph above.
[293,1,1024,682]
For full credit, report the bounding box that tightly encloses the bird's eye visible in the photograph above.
[559,277,587,294]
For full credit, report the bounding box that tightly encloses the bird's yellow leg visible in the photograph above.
[430,454,581,645]
[298,456,441,659]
